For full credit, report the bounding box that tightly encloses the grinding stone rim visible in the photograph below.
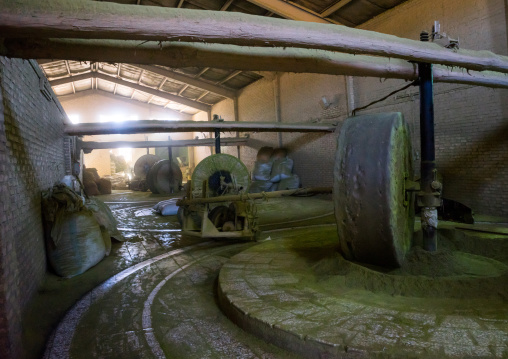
[333,112,415,268]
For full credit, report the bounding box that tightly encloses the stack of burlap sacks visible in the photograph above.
[42,182,125,277]
[83,167,112,196]
[250,147,300,193]
[102,172,129,190]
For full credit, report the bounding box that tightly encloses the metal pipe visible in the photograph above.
[215,129,221,154]
[418,31,439,252]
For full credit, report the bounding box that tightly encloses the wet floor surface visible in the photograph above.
[28,190,508,358]
[51,243,295,359]
[24,190,333,359]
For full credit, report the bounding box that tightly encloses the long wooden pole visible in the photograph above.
[78,137,249,151]
[177,187,333,206]
[3,39,508,90]
[65,120,338,136]
[0,0,507,73]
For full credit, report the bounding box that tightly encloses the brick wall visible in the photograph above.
[0,57,67,358]
[212,98,238,159]
[236,74,279,169]
[279,72,345,188]
[210,72,347,188]
[354,0,508,215]
[210,0,508,216]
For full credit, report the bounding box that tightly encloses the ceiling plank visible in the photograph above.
[321,0,354,18]
[245,0,332,23]
[134,64,237,98]
[49,72,211,111]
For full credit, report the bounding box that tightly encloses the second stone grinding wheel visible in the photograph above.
[147,159,183,194]
[334,112,415,268]
[191,154,250,197]
[133,154,161,178]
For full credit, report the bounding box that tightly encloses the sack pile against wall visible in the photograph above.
[250,147,300,193]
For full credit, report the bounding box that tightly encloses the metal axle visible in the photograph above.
[418,30,441,251]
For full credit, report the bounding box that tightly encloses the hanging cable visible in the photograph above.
[352,80,418,116]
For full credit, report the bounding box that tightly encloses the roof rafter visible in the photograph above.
[245,0,334,24]
[321,0,355,18]
[49,72,211,112]
[220,0,234,11]
[134,64,237,99]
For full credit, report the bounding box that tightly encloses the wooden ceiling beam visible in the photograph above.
[320,0,354,18]
[95,73,211,111]
[1,0,506,73]
[49,72,93,86]
[65,120,338,136]
[134,64,237,98]
[78,137,249,151]
[220,0,235,11]
[49,72,211,111]
[17,39,508,90]
[245,0,332,23]
[218,70,242,85]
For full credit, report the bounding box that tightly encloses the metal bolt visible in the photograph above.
[431,180,442,190]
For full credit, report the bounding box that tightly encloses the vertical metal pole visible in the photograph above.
[274,73,283,148]
[234,97,241,159]
[168,145,174,193]
[418,31,439,252]
[215,129,221,154]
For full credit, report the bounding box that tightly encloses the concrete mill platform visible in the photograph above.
[218,226,508,358]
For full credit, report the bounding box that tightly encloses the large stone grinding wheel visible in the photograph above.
[133,154,161,178]
[192,154,250,197]
[147,159,183,194]
[334,112,415,268]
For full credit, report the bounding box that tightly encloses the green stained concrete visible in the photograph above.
[219,226,508,358]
